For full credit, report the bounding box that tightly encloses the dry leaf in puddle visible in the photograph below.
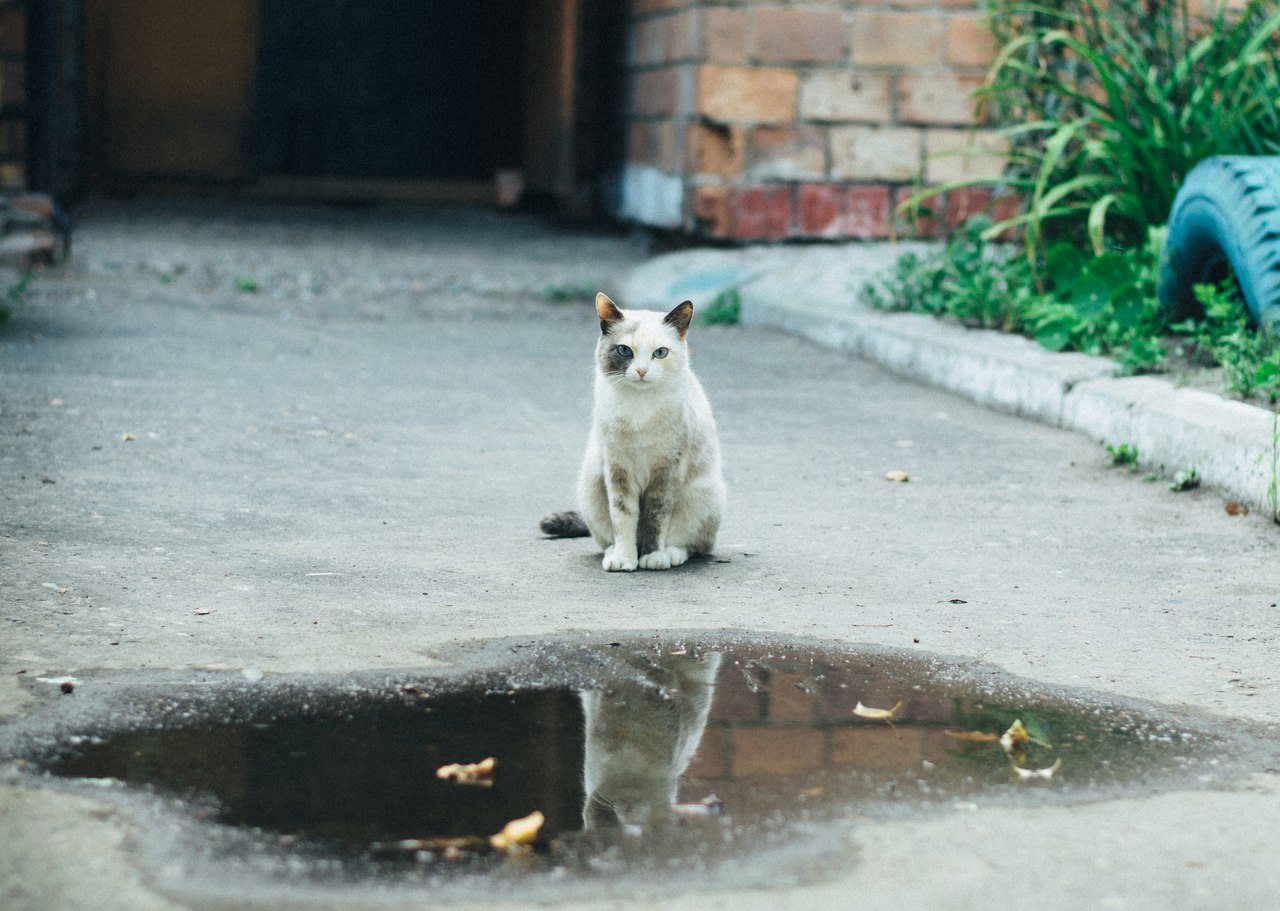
[489,810,544,850]
[884,470,910,482]
[853,699,903,721]
[1012,758,1062,780]
[436,756,496,785]
[945,729,1001,743]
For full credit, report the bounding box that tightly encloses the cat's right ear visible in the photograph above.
[596,292,625,335]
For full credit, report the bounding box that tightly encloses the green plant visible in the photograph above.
[935,0,1280,260]
[1172,281,1280,403]
[1106,442,1140,469]
[541,282,600,304]
[698,288,742,327]
[234,274,259,293]
[0,271,29,323]
[1169,468,1200,492]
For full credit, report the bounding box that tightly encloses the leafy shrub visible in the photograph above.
[962,0,1280,257]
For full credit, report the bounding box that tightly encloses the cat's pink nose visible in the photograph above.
[635,367,648,379]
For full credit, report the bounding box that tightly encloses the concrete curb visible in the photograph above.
[620,244,1279,516]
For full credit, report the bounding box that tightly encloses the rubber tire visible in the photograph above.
[1159,155,1280,331]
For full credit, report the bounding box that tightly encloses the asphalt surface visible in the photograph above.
[2,199,1279,911]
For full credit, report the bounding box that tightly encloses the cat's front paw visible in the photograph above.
[602,545,638,572]
[638,550,672,570]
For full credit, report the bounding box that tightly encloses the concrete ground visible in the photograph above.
[2,199,1279,911]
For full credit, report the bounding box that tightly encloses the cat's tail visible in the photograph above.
[540,510,590,538]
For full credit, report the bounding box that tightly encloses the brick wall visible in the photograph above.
[617,0,1011,241]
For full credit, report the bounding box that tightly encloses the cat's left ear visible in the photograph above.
[664,300,694,339]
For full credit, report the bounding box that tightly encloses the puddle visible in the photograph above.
[2,634,1253,903]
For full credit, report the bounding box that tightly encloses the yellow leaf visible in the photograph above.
[489,810,544,850]
[1012,758,1062,780]
[853,699,903,721]
[945,729,1001,743]
[884,470,909,482]
[436,756,496,785]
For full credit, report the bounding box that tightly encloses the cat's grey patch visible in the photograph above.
[598,337,635,378]
[609,464,633,514]
[636,466,677,556]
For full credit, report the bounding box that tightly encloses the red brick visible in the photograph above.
[830,726,928,771]
[697,65,798,124]
[688,122,747,177]
[706,652,767,719]
[731,727,825,777]
[685,725,729,780]
[947,13,999,69]
[727,186,792,240]
[703,7,749,64]
[894,185,942,239]
[635,67,680,117]
[797,183,844,238]
[753,7,846,63]
[749,125,826,180]
[845,184,892,240]
[766,672,820,721]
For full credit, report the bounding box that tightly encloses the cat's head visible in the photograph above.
[594,292,693,390]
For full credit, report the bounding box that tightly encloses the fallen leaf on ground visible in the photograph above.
[193,608,212,616]
[1225,501,1250,516]
[884,470,910,482]
[436,756,496,785]
[945,730,1001,743]
[489,810,544,850]
[121,433,136,442]
[853,699,903,721]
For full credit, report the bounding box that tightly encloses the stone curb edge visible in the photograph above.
[620,245,1280,517]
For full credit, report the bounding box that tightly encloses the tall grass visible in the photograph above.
[932,0,1280,259]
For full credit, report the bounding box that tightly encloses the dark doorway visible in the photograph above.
[253,0,525,182]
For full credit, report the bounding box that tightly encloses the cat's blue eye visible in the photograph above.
[653,347,669,359]
[615,344,633,358]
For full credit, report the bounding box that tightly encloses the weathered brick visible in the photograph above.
[727,186,793,240]
[845,184,893,239]
[684,726,728,780]
[696,65,798,124]
[800,71,893,123]
[947,12,999,69]
[766,673,820,721]
[830,125,922,181]
[898,72,985,126]
[635,67,681,117]
[703,7,749,64]
[895,185,942,239]
[748,125,826,180]
[830,726,928,770]
[925,127,1008,183]
[731,727,825,777]
[706,655,766,719]
[851,11,946,67]
[797,183,845,238]
[632,17,664,66]
[664,9,700,63]
[689,121,747,177]
[753,7,846,63]
[943,185,1022,230]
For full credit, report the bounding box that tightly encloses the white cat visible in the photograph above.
[581,652,722,830]
[541,292,726,572]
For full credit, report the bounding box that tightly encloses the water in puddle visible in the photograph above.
[12,636,1237,899]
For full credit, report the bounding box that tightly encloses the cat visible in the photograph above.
[540,292,726,572]
[580,652,722,830]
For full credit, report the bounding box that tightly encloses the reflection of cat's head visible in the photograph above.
[583,768,674,830]
[594,292,694,392]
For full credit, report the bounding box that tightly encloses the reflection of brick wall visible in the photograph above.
[684,661,956,782]
[0,5,27,189]
[619,0,1011,241]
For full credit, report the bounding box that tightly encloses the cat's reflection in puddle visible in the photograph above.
[581,652,721,832]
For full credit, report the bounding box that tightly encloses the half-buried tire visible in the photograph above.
[1159,155,1280,331]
